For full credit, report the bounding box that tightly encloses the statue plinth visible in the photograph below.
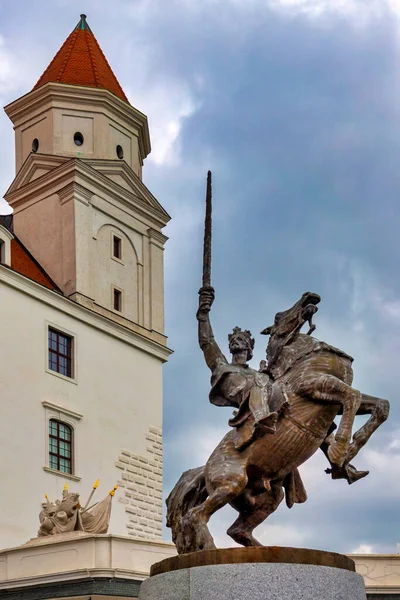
[139,547,367,600]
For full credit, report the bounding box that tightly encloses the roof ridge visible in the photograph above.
[55,29,79,83]
[88,29,128,101]
[85,30,101,88]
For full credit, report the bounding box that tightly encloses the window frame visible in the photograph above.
[45,322,77,384]
[48,419,73,475]
[113,235,122,260]
[0,225,12,266]
[42,401,82,482]
[113,286,123,312]
[110,230,124,265]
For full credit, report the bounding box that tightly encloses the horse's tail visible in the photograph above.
[166,465,208,548]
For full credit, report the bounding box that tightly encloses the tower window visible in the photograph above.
[0,240,4,263]
[74,132,84,146]
[113,288,122,312]
[116,145,124,160]
[49,419,72,474]
[113,235,122,259]
[32,138,39,153]
[48,328,73,378]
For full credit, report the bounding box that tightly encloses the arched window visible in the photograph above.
[49,420,73,474]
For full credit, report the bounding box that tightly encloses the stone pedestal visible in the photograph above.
[139,547,367,600]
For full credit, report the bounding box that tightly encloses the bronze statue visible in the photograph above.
[166,173,390,555]
[198,287,279,450]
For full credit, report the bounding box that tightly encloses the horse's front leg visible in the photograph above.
[345,394,390,464]
[297,374,361,468]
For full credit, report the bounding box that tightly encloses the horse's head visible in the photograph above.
[261,292,321,365]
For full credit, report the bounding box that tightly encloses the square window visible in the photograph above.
[48,328,73,378]
[113,235,122,260]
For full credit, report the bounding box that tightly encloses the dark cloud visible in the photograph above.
[1,0,400,553]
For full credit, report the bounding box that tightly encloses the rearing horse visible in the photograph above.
[166,292,390,554]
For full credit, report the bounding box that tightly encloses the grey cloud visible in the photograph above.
[1,1,400,553]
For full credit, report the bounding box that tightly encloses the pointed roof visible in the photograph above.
[33,14,129,103]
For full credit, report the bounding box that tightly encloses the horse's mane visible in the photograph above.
[268,333,354,380]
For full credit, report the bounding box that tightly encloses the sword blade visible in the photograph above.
[202,170,212,288]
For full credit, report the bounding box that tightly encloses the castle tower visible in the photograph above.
[0,15,171,548]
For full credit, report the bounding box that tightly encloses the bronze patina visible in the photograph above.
[166,173,390,555]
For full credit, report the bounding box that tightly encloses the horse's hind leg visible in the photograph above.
[183,464,248,551]
[227,483,284,547]
[297,373,361,468]
[346,395,390,463]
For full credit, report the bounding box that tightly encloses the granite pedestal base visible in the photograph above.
[139,547,367,600]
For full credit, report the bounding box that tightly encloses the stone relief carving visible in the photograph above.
[38,480,117,536]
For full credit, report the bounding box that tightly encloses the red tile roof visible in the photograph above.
[1,215,60,291]
[10,238,59,290]
[33,14,128,103]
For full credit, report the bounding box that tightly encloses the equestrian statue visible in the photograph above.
[166,172,390,554]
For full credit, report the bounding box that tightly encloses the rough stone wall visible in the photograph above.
[116,425,163,539]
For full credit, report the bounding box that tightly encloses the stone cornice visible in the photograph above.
[41,401,83,420]
[0,266,172,362]
[4,82,151,161]
[5,156,170,229]
[148,227,169,248]
[5,153,69,196]
[57,181,93,206]
[0,533,176,596]
[83,157,171,220]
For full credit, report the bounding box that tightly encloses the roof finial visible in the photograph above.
[75,14,92,32]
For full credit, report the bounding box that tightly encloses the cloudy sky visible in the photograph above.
[2,0,400,555]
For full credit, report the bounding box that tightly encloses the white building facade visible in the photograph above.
[0,14,171,550]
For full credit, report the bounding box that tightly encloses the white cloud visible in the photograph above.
[164,423,227,474]
[351,543,374,554]
[389,433,400,451]
[0,199,11,215]
[209,509,309,548]
[257,523,310,546]
[0,35,30,99]
[131,81,199,167]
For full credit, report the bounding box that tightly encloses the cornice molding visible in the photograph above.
[5,156,170,229]
[83,157,171,220]
[0,266,172,362]
[41,400,83,420]
[58,181,93,206]
[5,153,69,196]
[4,82,151,159]
[148,227,169,248]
